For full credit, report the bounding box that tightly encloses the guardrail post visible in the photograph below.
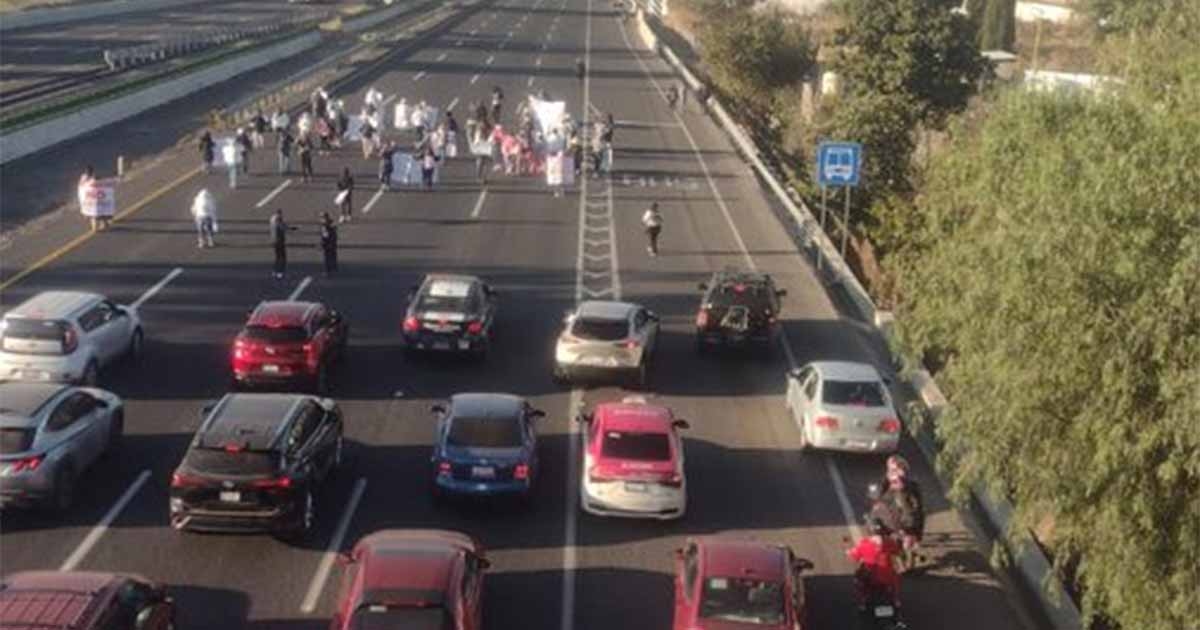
[117,155,125,179]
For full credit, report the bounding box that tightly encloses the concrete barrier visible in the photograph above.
[343,2,409,33]
[0,31,321,165]
[635,10,1084,629]
[0,0,199,32]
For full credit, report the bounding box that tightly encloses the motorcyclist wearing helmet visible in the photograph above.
[877,456,925,543]
[847,518,902,606]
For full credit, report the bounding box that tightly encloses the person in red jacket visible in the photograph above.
[847,518,902,606]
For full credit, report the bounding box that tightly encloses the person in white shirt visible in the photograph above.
[190,188,218,248]
[641,201,663,256]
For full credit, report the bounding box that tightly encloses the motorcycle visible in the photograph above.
[857,576,908,630]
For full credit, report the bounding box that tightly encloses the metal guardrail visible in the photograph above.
[102,13,330,70]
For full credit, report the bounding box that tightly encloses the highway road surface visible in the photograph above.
[0,0,1040,628]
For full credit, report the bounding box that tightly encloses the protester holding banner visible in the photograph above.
[271,108,290,143]
[78,166,102,232]
[545,128,566,197]
[190,188,218,248]
[394,98,411,131]
[444,111,459,159]
[199,131,216,174]
[336,167,355,223]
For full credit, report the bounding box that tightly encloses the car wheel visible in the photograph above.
[631,361,648,389]
[287,491,315,541]
[51,465,76,511]
[80,361,99,387]
[127,328,144,364]
[107,410,125,455]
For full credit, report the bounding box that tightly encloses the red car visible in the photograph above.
[232,301,348,394]
[672,538,814,630]
[1,571,174,630]
[331,529,489,630]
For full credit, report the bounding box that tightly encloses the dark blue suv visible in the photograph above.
[429,393,543,504]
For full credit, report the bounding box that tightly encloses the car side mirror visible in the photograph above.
[134,603,169,630]
[673,419,690,430]
[529,409,546,420]
[697,282,708,291]
[478,557,492,570]
[575,412,592,423]
[335,551,354,566]
[793,557,814,572]
[788,367,802,379]
[329,311,342,324]
[430,403,447,415]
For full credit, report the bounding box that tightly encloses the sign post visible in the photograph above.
[815,141,862,270]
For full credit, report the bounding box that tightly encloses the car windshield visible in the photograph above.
[600,430,670,461]
[418,280,475,312]
[0,428,34,454]
[708,283,771,309]
[0,318,67,355]
[699,577,785,625]
[244,325,307,343]
[351,605,452,630]
[447,416,522,448]
[571,318,628,341]
[822,380,886,406]
[184,447,280,476]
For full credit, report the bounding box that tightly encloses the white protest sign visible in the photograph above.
[218,137,240,166]
[79,179,116,218]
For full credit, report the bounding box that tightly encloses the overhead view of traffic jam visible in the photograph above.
[3,0,1195,629]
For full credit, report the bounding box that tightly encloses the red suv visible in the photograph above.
[0,571,174,630]
[672,538,814,630]
[232,301,348,394]
[331,529,489,630]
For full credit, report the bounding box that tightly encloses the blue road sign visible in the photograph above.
[817,141,862,187]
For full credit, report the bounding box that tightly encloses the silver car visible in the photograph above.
[0,382,124,510]
[0,291,143,385]
[785,361,901,454]
[553,301,659,387]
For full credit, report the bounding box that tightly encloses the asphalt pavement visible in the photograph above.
[0,0,1039,627]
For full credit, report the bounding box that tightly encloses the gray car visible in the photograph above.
[0,382,124,510]
[553,301,660,387]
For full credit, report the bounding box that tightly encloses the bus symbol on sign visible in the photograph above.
[817,141,862,187]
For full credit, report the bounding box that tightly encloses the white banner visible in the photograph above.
[218,137,240,166]
[530,98,565,136]
[344,116,364,141]
[545,153,564,187]
[391,152,417,185]
[79,179,116,218]
[394,102,411,130]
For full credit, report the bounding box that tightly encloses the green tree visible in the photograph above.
[698,6,813,123]
[978,0,1015,51]
[891,60,1200,630]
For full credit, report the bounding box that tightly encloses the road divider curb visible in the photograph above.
[631,9,1083,629]
[0,0,198,32]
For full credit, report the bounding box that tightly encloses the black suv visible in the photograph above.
[694,269,786,355]
[169,393,343,541]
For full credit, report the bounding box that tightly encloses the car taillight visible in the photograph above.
[10,455,44,473]
[661,471,683,488]
[624,340,639,350]
[252,476,293,489]
[466,320,484,335]
[696,310,709,328]
[62,328,78,354]
[514,463,530,480]
[403,316,420,333]
[878,418,901,434]
[233,339,259,360]
[814,416,839,429]
[437,461,452,477]
[170,471,202,487]
[302,342,318,367]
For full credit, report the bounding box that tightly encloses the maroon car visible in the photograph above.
[672,538,813,630]
[331,529,489,630]
[0,571,174,630]
[231,300,348,394]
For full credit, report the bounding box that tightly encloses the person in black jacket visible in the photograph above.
[278,130,294,175]
[319,212,338,275]
[235,127,252,174]
[336,167,354,223]
[269,209,297,280]
[199,131,215,174]
[298,136,314,183]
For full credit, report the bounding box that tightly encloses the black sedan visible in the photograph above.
[402,274,498,359]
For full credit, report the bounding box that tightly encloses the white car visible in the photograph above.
[553,301,659,387]
[578,396,688,520]
[0,291,143,386]
[785,361,901,454]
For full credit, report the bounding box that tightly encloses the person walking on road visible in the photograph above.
[379,142,395,191]
[575,57,586,82]
[642,201,663,257]
[269,209,296,280]
[278,129,294,175]
[199,131,215,174]
[252,109,268,149]
[298,136,314,183]
[235,127,252,174]
[336,167,354,223]
[271,108,290,144]
[191,188,218,248]
[420,145,438,191]
[319,212,338,276]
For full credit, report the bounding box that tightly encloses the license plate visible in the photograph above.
[458,339,471,350]
[847,440,872,450]
[873,605,895,618]
[581,355,604,366]
[471,466,495,478]
[624,482,647,493]
[19,370,47,380]
[433,340,451,350]
[261,364,279,373]
[219,491,241,503]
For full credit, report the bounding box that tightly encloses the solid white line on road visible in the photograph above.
[469,188,489,219]
[436,52,447,61]
[485,55,495,65]
[413,70,427,81]
[255,179,292,208]
[131,267,183,309]
[300,477,367,613]
[470,73,481,84]
[362,188,385,214]
[446,97,460,111]
[59,470,151,571]
[617,18,858,534]
[288,276,312,300]
[528,76,535,87]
